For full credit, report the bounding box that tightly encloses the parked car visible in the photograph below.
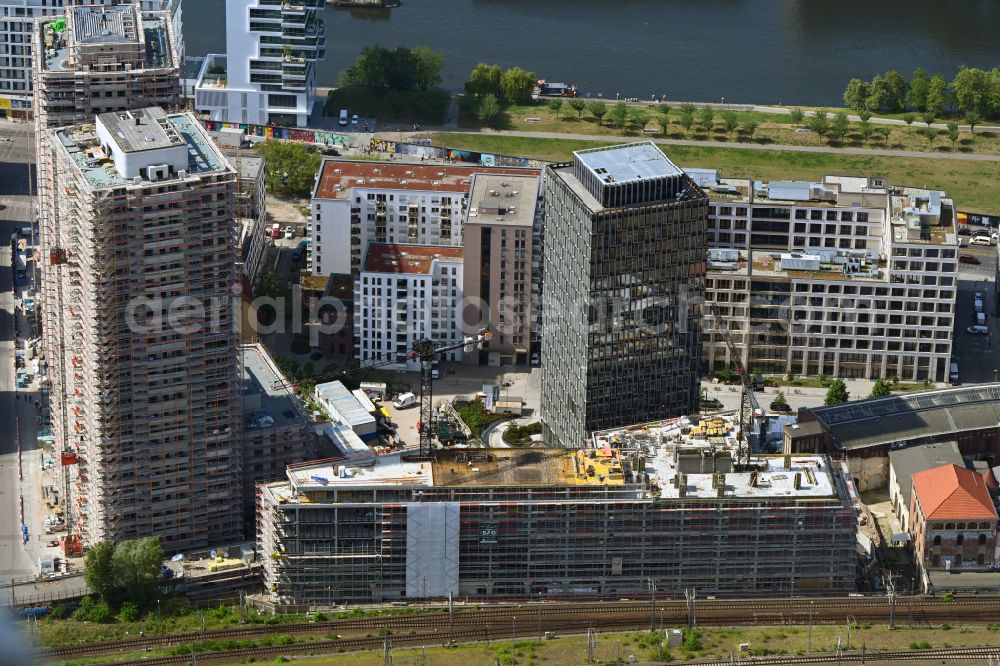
[351,114,359,125]
[430,369,440,380]
[283,226,294,239]
[321,147,340,156]
[530,353,540,367]
[270,223,281,239]
[967,325,990,335]
[292,239,308,263]
[959,254,981,265]
[970,235,995,246]
[958,226,973,236]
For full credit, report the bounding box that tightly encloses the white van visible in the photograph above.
[393,392,416,409]
[338,109,349,126]
[970,235,994,246]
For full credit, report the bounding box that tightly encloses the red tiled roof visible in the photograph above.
[362,243,463,275]
[314,160,540,200]
[912,464,998,521]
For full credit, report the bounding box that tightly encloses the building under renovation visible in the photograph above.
[43,107,243,551]
[258,415,858,606]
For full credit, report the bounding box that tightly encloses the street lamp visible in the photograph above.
[511,616,517,666]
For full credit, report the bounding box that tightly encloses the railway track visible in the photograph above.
[38,596,1000,662]
[699,645,1000,664]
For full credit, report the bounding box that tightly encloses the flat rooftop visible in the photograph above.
[242,344,307,430]
[466,173,538,227]
[650,453,837,500]
[313,160,540,200]
[362,243,463,275]
[98,108,182,153]
[277,448,626,494]
[234,155,265,181]
[55,111,229,189]
[576,141,683,184]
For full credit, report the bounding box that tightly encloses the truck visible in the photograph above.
[393,392,416,409]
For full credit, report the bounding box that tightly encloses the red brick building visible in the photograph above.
[909,464,998,586]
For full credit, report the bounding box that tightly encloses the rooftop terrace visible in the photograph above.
[55,110,229,189]
[362,243,463,275]
[242,344,307,430]
[40,5,172,73]
[314,160,538,200]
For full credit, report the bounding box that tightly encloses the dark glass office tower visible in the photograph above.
[542,142,708,448]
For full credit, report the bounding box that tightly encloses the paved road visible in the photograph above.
[410,127,1000,163]
[0,121,40,601]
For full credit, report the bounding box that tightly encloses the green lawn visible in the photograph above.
[429,132,1000,213]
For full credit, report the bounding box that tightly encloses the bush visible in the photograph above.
[456,398,512,437]
[503,421,543,445]
[73,596,113,623]
[649,645,674,661]
[118,601,139,622]
[49,604,69,620]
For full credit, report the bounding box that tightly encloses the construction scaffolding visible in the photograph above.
[258,444,859,607]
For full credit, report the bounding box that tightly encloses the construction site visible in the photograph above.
[257,412,859,608]
[41,107,243,552]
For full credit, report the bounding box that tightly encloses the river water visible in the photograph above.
[183,0,999,105]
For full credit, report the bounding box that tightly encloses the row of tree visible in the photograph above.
[843,67,1000,119]
[338,44,444,91]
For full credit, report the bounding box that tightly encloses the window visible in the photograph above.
[933,535,941,546]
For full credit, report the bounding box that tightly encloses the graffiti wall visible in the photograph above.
[201,120,351,147]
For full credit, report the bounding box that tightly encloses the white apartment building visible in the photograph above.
[355,243,464,372]
[310,160,540,276]
[691,171,958,383]
[193,0,325,128]
[0,0,181,118]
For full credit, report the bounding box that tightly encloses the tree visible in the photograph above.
[568,98,586,119]
[721,110,740,137]
[587,100,607,125]
[965,110,981,135]
[631,109,651,133]
[952,67,990,116]
[337,44,439,92]
[843,78,869,113]
[411,46,444,90]
[741,119,759,141]
[111,537,164,605]
[677,103,696,134]
[254,270,285,300]
[255,141,322,199]
[609,102,629,132]
[865,75,889,113]
[808,109,829,137]
[947,122,960,148]
[789,107,805,126]
[921,126,937,147]
[770,390,790,412]
[908,68,929,111]
[829,111,850,143]
[859,119,874,144]
[921,111,936,126]
[875,126,892,147]
[547,98,563,118]
[869,378,892,399]
[697,106,715,131]
[84,541,116,601]
[926,75,949,116]
[858,110,872,123]
[883,71,908,112]
[466,63,502,99]
[902,112,915,126]
[656,104,672,135]
[824,379,850,406]
[499,67,535,105]
[476,93,500,126]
